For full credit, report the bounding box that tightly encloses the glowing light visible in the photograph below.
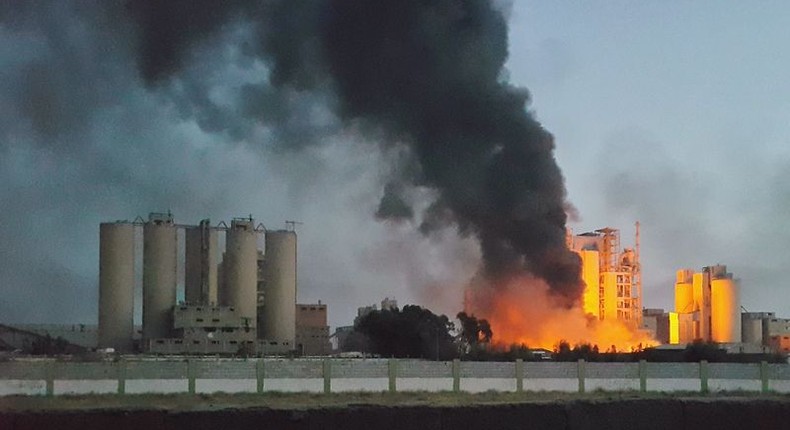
[467,276,656,352]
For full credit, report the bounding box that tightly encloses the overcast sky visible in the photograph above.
[1,1,788,330]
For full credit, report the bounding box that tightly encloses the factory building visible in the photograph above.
[641,308,670,344]
[97,213,308,355]
[295,302,331,356]
[669,265,741,344]
[568,224,642,326]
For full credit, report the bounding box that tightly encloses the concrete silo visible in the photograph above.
[142,213,177,342]
[185,219,218,306]
[259,230,297,343]
[98,222,135,352]
[674,269,694,314]
[711,276,741,343]
[223,218,258,325]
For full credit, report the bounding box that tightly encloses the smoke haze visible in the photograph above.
[2,1,789,329]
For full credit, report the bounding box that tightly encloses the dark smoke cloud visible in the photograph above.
[128,0,582,303]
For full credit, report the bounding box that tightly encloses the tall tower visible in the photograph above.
[223,218,258,327]
[185,219,218,306]
[98,222,135,352]
[142,212,177,342]
[259,230,297,343]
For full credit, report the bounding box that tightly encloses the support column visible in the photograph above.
[323,358,331,394]
[117,359,127,395]
[760,361,769,393]
[45,362,55,397]
[699,360,709,393]
[515,359,524,393]
[388,359,398,393]
[577,359,586,394]
[256,359,265,394]
[187,360,196,394]
[452,359,460,392]
[639,360,647,393]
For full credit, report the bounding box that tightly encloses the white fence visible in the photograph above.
[1,358,789,396]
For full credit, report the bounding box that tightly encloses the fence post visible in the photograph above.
[117,359,126,395]
[45,361,55,396]
[699,360,708,393]
[515,359,524,393]
[452,359,460,393]
[760,361,769,393]
[323,358,332,394]
[187,359,196,394]
[256,359,265,394]
[388,359,397,393]
[639,360,647,393]
[577,359,586,394]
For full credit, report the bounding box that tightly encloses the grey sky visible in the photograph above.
[1,1,788,330]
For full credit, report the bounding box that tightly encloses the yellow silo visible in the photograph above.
[674,269,694,314]
[579,250,600,318]
[711,277,741,343]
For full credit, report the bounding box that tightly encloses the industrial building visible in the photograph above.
[295,302,331,356]
[97,212,326,356]
[741,312,790,353]
[567,224,642,326]
[669,265,741,344]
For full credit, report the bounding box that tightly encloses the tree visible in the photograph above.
[457,311,493,348]
[353,305,457,360]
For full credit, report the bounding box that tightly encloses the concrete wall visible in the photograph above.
[2,359,790,396]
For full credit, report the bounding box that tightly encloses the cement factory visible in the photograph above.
[97,212,330,356]
[568,224,790,355]
[1,218,788,358]
[568,225,643,326]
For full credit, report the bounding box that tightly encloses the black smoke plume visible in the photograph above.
[128,0,582,304]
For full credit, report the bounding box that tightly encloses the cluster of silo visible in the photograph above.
[670,264,741,344]
[98,213,178,352]
[98,213,299,353]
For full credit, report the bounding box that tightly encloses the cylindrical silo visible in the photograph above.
[223,219,258,324]
[260,230,297,343]
[142,213,177,342]
[185,219,218,306]
[711,277,741,343]
[741,314,764,345]
[98,222,135,352]
[674,269,694,314]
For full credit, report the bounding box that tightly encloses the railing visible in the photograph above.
[1,358,789,396]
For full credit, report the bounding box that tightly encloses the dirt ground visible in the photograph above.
[1,390,788,412]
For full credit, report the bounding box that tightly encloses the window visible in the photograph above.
[174,340,183,344]
[193,340,200,344]
[211,341,219,345]
[196,318,204,322]
[229,340,238,344]
[212,318,220,323]
[156,340,165,344]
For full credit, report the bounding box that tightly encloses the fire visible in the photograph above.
[467,276,656,352]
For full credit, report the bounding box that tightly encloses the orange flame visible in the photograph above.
[467,276,656,352]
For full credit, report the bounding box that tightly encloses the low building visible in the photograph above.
[642,308,670,344]
[147,304,291,355]
[766,316,790,354]
[295,302,331,356]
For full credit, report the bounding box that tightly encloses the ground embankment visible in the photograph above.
[1,393,790,429]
